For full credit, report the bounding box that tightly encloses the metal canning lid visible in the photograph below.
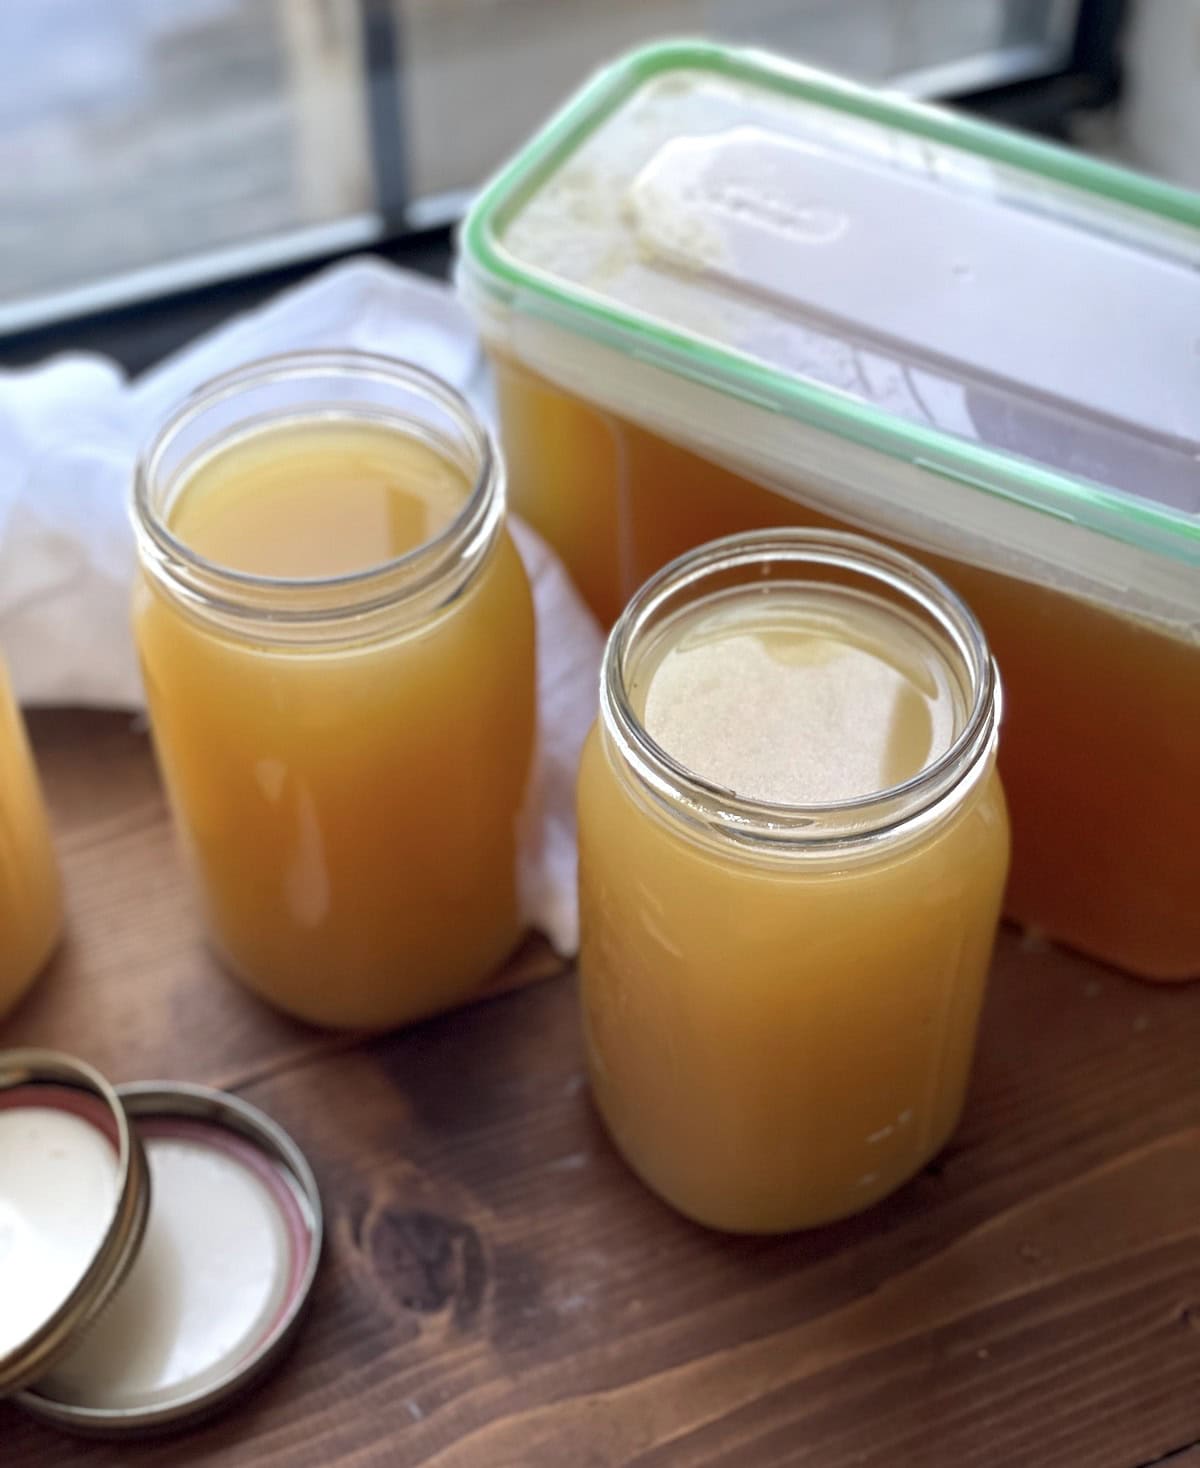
[1,1062,323,1436]
[0,1050,151,1395]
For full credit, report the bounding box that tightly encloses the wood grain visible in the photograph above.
[3,710,1199,1467]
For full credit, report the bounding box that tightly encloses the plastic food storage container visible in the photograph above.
[0,657,61,1020]
[133,353,536,1030]
[458,40,1200,983]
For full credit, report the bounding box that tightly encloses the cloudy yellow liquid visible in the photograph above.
[578,585,1008,1231]
[0,658,61,1021]
[134,419,536,1029]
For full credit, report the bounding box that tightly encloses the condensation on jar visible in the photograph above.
[577,529,1010,1233]
[132,352,536,1030]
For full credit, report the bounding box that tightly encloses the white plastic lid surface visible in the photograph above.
[462,43,1200,623]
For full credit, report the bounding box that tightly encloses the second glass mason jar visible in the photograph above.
[577,530,1009,1232]
[133,353,536,1030]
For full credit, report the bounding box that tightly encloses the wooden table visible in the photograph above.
[4,709,1199,1468]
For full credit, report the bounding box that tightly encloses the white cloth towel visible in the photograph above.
[0,258,604,955]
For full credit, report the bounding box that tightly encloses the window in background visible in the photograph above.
[401,0,1080,210]
[0,0,372,327]
[0,0,1117,336]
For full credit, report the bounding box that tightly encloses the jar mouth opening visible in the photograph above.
[133,351,501,629]
[602,529,1000,850]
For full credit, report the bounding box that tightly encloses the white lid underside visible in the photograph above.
[0,1107,118,1360]
[41,1133,292,1410]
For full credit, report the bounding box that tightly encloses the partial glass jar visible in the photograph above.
[0,659,62,1021]
[577,530,1009,1233]
[132,353,536,1030]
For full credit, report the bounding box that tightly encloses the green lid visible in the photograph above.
[460,41,1200,622]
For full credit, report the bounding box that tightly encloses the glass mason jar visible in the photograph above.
[133,353,536,1030]
[0,655,62,1020]
[577,530,1009,1232]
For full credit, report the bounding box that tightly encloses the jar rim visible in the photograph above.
[133,350,502,635]
[601,529,1001,852]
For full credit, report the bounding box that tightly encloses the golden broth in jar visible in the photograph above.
[577,532,1009,1232]
[133,356,536,1030]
